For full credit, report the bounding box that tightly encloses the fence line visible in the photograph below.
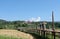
[26,28,60,39]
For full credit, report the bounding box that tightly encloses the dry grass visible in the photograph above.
[0,29,34,39]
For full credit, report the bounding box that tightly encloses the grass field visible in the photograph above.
[0,35,24,39]
[0,29,33,39]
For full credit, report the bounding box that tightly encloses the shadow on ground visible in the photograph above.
[24,32,49,39]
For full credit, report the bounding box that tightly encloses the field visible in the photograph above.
[0,29,34,39]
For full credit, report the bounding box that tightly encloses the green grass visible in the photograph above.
[46,34,60,39]
[0,35,28,39]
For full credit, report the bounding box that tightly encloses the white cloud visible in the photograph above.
[36,17,41,21]
[25,17,41,22]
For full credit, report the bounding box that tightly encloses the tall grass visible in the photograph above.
[0,35,28,39]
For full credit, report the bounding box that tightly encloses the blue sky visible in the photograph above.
[0,0,60,21]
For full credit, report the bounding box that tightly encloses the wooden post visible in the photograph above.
[39,24,41,35]
[52,11,55,39]
[52,11,55,31]
[40,23,43,36]
[40,22,47,38]
[43,22,47,38]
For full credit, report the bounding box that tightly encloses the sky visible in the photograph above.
[0,0,60,21]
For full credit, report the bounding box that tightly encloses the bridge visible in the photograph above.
[18,11,60,39]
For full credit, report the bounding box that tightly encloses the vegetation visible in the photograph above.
[46,22,60,29]
[0,35,23,39]
[0,29,33,39]
[0,19,60,30]
[0,19,28,29]
[0,19,60,39]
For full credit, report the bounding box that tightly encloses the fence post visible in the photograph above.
[40,24,42,36]
[40,22,47,39]
[52,11,55,39]
[54,32,55,39]
[52,31,55,39]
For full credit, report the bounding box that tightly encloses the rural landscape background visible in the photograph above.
[0,18,60,39]
[0,0,60,39]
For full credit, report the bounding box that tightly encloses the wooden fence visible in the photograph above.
[25,28,60,39]
[18,26,60,39]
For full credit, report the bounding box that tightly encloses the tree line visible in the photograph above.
[0,19,60,29]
